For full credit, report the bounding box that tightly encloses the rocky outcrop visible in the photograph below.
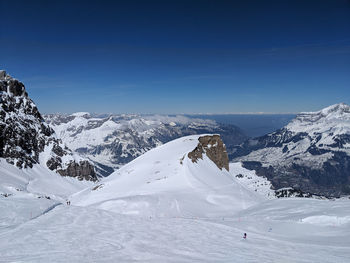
[57,160,97,181]
[188,135,229,171]
[0,70,97,181]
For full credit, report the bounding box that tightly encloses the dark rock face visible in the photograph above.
[274,188,326,199]
[57,160,97,181]
[188,135,229,171]
[0,72,52,168]
[0,70,97,181]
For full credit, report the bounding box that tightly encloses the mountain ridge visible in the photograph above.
[231,103,350,197]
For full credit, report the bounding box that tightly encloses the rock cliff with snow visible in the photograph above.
[188,135,229,171]
[0,70,97,181]
[231,103,350,197]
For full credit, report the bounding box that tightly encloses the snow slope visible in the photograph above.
[0,159,92,229]
[1,135,349,262]
[1,188,349,262]
[72,135,261,217]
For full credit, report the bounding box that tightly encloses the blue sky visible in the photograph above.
[1,0,350,114]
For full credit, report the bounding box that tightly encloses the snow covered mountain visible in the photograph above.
[44,113,247,177]
[231,103,350,197]
[0,70,97,181]
[1,134,350,262]
[71,134,263,217]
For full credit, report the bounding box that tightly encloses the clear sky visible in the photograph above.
[1,0,350,114]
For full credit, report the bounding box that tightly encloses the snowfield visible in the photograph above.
[0,135,350,262]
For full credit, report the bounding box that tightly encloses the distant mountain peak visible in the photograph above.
[0,70,10,80]
[71,112,91,118]
[318,103,350,115]
[286,103,350,133]
[231,102,350,197]
[300,103,350,118]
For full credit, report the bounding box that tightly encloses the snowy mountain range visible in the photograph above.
[231,103,350,197]
[0,70,97,181]
[44,113,247,177]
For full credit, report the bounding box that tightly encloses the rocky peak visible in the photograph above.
[0,70,7,79]
[188,135,229,171]
[319,103,350,116]
[0,70,28,97]
[0,71,97,181]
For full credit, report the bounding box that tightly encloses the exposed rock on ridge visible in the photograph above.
[188,135,229,171]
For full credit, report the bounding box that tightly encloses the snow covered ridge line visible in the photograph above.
[44,112,247,177]
[0,70,97,181]
[231,103,350,198]
[71,134,261,217]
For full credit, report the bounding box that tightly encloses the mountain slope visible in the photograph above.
[0,70,97,181]
[71,134,262,217]
[0,158,93,229]
[45,113,247,177]
[231,103,350,197]
[2,135,349,262]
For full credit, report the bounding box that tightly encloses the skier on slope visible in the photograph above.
[243,233,247,239]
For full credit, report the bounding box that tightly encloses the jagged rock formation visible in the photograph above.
[274,188,326,199]
[231,103,350,197]
[0,70,97,181]
[56,160,96,181]
[188,135,229,171]
[44,113,245,176]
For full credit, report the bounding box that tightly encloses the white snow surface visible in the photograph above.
[1,135,350,262]
[0,159,92,228]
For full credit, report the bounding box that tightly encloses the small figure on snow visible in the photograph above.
[243,233,247,239]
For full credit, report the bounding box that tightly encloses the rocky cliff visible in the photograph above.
[0,70,97,181]
[188,135,229,171]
